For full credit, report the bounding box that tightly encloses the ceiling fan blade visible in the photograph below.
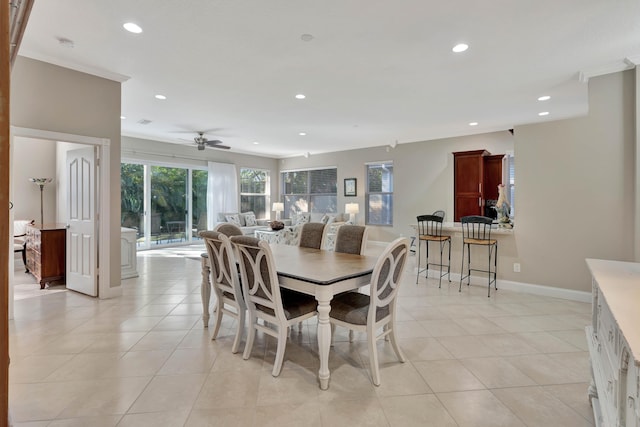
[169,127,225,134]
[208,144,231,150]
[204,139,224,146]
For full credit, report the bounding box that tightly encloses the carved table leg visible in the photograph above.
[201,254,211,328]
[316,288,333,390]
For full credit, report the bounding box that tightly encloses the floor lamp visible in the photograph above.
[29,178,53,226]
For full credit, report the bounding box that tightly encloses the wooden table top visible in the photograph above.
[269,244,378,286]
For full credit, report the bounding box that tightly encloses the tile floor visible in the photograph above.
[9,244,595,426]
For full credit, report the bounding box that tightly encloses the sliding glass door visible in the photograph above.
[150,166,187,245]
[121,162,208,248]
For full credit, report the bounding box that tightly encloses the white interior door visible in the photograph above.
[66,147,97,296]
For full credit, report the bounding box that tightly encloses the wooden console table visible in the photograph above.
[586,258,640,427]
[26,223,67,289]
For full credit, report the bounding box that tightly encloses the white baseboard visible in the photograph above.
[416,267,591,303]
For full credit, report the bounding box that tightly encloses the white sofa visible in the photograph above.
[216,211,349,236]
[288,212,349,226]
[216,211,291,235]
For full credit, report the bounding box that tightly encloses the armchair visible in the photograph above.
[14,219,34,272]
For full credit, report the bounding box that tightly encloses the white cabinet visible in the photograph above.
[586,259,640,427]
[121,227,138,279]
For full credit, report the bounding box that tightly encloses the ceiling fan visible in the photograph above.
[191,132,231,151]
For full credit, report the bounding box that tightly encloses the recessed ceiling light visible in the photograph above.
[295,94,306,99]
[538,95,551,101]
[452,43,469,53]
[120,116,126,120]
[155,94,166,100]
[469,122,478,126]
[253,141,259,145]
[299,132,307,136]
[123,22,143,34]
[538,111,549,116]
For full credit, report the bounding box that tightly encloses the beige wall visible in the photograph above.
[280,71,636,294]
[11,137,56,223]
[11,56,122,291]
[513,70,636,292]
[280,131,514,242]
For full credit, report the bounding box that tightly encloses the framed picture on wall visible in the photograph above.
[344,178,357,196]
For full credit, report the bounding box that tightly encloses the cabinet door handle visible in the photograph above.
[478,197,482,207]
[479,183,482,193]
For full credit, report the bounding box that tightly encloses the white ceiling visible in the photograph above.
[18,0,640,158]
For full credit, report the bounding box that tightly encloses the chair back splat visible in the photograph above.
[298,222,326,249]
[199,230,246,353]
[230,235,317,376]
[329,237,410,386]
[334,225,368,255]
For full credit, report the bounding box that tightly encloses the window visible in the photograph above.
[504,152,515,217]
[281,168,337,217]
[240,168,269,218]
[366,162,393,225]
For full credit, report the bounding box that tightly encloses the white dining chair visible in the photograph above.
[199,230,246,353]
[230,235,318,376]
[329,237,410,386]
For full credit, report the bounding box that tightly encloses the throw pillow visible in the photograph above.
[225,214,241,226]
[244,213,257,226]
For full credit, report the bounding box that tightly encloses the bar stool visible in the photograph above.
[459,215,498,297]
[415,214,451,287]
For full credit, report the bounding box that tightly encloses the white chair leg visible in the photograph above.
[231,307,245,354]
[272,327,288,377]
[388,321,406,363]
[242,314,256,360]
[211,300,224,340]
[368,332,381,386]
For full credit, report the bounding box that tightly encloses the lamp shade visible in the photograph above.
[345,203,359,214]
[272,202,284,212]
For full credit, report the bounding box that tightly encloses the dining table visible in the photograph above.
[200,243,378,390]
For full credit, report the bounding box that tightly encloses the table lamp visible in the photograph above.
[29,177,53,226]
[272,202,284,220]
[345,202,359,223]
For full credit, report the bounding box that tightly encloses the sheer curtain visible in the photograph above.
[207,161,238,229]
